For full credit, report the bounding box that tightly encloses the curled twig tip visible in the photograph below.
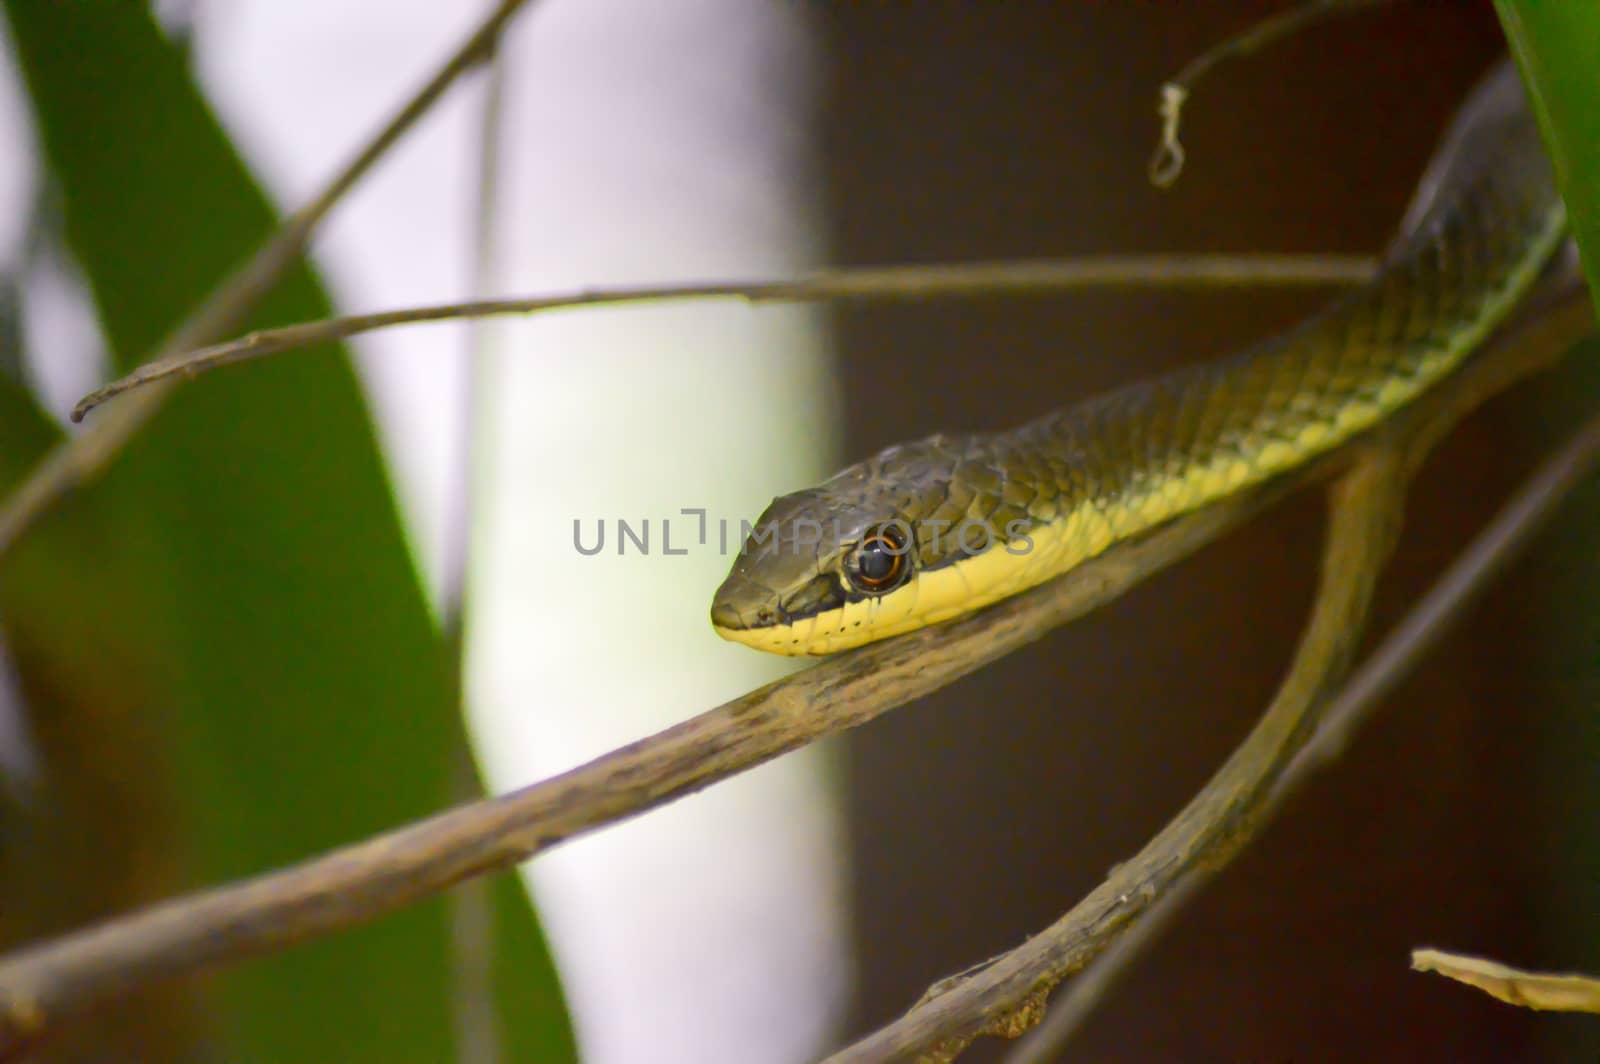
[1149,83,1188,188]
[1146,0,1391,191]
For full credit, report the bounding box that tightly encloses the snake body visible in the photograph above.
[711,63,1566,656]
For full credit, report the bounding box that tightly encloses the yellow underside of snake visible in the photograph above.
[711,63,1567,656]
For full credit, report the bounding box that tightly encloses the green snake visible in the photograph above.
[711,62,1566,656]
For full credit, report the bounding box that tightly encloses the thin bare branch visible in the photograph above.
[445,26,513,1064]
[70,254,1377,420]
[0,0,539,558]
[1292,406,1600,768]
[1001,862,1208,1064]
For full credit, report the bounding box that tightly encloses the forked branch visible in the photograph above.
[830,407,1413,1063]
[1010,381,1600,1063]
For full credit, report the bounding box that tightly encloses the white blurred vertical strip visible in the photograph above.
[0,29,30,269]
[190,3,847,1062]
[469,3,847,1062]
[17,247,110,426]
[0,30,43,788]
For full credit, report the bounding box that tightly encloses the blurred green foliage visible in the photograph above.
[1495,4,1600,1059]
[1497,2,1600,318]
[0,3,572,1061]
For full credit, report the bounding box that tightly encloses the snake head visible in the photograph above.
[712,436,1026,655]
[710,485,902,655]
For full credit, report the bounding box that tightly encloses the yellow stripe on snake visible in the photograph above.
[712,62,1567,656]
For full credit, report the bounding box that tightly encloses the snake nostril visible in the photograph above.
[709,596,746,631]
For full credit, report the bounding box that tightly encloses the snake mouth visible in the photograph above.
[712,565,850,630]
[710,589,808,655]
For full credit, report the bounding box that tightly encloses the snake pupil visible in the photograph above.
[860,544,896,582]
[848,524,910,594]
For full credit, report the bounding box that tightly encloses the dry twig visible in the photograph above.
[1413,949,1600,1013]
[69,254,1375,421]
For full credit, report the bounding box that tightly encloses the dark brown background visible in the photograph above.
[814,3,1600,1060]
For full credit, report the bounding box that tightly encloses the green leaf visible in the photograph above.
[1495,1,1600,318]
[0,349,53,479]
[0,4,573,1060]
[1493,11,1600,1059]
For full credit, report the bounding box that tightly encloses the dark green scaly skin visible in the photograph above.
[713,62,1566,651]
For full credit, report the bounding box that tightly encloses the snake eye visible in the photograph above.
[847,522,912,594]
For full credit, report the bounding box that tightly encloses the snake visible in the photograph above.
[710,61,1567,656]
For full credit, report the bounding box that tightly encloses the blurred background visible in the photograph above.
[0,1,1595,1062]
